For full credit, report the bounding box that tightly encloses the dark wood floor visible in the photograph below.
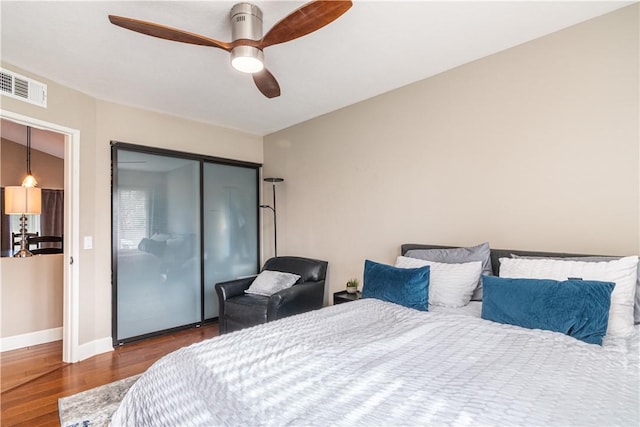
[1,323,219,426]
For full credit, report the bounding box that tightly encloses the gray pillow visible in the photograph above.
[511,254,640,325]
[245,270,301,297]
[405,242,492,301]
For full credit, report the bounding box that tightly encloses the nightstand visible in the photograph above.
[333,290,362,305]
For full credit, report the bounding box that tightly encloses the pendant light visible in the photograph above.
[22,126,38,187]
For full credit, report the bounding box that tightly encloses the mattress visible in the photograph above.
[110,299,639,426]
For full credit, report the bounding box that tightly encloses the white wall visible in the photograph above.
[263,5,639,301]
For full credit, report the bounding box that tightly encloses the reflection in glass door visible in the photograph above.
[112,144,260,344]
[203,162,258,319]
[114,150,201,342]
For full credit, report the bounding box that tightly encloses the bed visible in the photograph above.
[110,245,639,426]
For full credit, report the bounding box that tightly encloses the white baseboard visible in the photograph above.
[1,327,63,352]
[0,330,113,361]
[76,336,113,361]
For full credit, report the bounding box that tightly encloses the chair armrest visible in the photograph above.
[267,280,325,321]
[215,276,257,335]
[215,276,255,301]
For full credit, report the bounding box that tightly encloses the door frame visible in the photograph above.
[1,110,81,363]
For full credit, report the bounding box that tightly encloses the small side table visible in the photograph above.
[333,290,362,305]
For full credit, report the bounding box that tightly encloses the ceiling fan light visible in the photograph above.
[232,57,264,74]
[231,46,264,74]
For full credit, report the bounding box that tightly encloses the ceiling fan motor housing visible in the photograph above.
[231,2,263,41]
[230,3,264,72]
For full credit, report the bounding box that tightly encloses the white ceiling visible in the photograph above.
[1,1,632,136]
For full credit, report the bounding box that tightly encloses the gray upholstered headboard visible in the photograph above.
[400,244,604,276]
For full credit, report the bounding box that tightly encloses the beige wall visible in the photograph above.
[1,139,65,337]
[263,5,640,301]
[1,138,64,188]
[1,255,63,337]
[1,63,263,347]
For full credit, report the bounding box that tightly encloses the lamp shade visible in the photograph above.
[4,186,41,215]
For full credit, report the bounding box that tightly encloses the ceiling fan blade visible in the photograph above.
[108,15,232,51]
[260,1,352,48]
[252,69,281,98]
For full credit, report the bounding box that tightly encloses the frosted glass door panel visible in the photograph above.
[115,150,201,341]
[203,163,258,319]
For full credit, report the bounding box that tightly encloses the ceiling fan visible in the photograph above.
[108,1,353,99]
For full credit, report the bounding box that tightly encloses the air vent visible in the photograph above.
[0,68,47,108]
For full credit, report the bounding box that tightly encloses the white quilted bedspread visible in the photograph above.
[110,299,639,427]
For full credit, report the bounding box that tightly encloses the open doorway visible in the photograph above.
[1,120,64,252]
[0,111,80,363]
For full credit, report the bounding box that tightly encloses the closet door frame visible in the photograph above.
[111,141,261,346]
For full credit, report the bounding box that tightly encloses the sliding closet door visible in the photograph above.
[114,150,201,342]
[203,162,259,319]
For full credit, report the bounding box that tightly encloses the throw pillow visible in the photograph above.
[395,256,481,308]
[499,256,638,337]
[512,254,640,326]
[404,242,492,301]
[149,233,171,242]
[137,237,166,257]
[362,260,430,311]
[481,276,615,345]
[245,270,301,297]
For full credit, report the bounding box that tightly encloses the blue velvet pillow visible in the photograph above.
[481,276,615,345]
[362,260,430,311]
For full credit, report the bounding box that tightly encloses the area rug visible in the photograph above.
[58,374,140,427]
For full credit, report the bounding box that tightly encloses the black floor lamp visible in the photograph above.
[260,177,283,257]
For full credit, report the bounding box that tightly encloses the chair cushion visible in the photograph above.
[225,294,269,327]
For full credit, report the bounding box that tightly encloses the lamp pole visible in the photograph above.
[260,177,283,257]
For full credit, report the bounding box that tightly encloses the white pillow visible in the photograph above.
[499,256,639,337]
[395,256,482,308]
[245,270,301,297]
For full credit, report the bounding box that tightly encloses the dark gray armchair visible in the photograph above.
[215,256,328,334]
